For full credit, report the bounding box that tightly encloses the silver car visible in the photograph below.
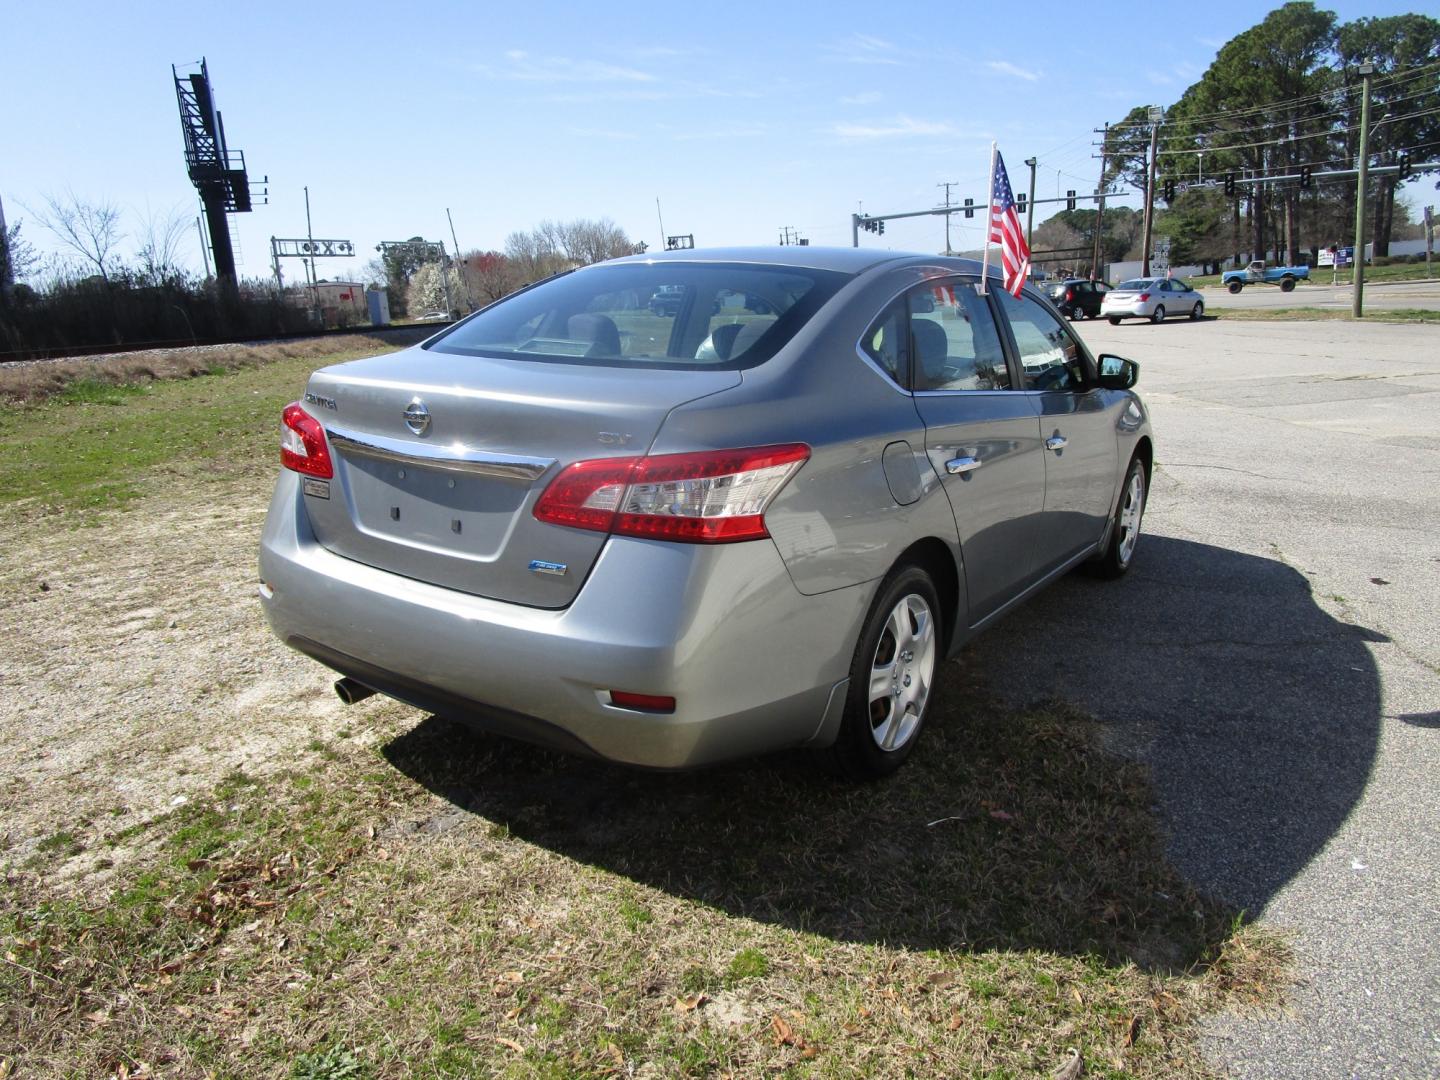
[1101,277,1205,324]
[259,248,1152,778]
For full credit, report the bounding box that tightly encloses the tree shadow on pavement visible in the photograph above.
[382,536,1378,966]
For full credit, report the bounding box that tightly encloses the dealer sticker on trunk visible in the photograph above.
[302,478,331,499]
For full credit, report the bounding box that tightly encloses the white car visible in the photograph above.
[1101,278,1204,324]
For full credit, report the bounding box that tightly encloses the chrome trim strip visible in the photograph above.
[326,425,554,481]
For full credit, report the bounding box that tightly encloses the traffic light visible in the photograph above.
[1163,179,1175,202]
[1398,154,1412,180]
[1225,173,1236,197]
[1066,189,1076,211]
[1300,166,1312,189]
[1016,192,1027,214]
[877,219,885,235]
[964,197,975,219]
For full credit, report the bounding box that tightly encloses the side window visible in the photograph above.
[995,291,1089,393]
[860,298,907,385]
[908,282,1010,392]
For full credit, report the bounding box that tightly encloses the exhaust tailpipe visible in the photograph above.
[334,677,377,706]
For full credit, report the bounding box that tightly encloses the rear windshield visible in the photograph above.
[427,262,848,369]
[1116,279,1156,290]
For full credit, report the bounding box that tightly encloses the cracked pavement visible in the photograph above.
[969,318,1440,1078]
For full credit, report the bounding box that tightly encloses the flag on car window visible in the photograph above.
[987,150,1031,298]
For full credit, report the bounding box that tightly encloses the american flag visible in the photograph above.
[988,151,1031,297]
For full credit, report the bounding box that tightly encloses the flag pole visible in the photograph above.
[978,141,998,295]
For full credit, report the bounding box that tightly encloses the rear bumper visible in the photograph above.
[257,471,867,768]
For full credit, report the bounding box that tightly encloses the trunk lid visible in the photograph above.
[300,346,740,608]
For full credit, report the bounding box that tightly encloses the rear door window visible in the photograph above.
[908,282,1010,392]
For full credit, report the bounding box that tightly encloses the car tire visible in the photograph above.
[1190,302,1204,320]
[1227,280,1243,294]
[1280,275,1296,292]
[829,564,941,780]
[1108,316,1121,325]
[1149,305,1166,324]
[1089,455,1146,579]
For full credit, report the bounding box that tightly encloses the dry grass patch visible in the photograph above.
[2,684,1288,1079]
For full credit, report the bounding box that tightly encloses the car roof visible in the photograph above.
[600,245,988,278]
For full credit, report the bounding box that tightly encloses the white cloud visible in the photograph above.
[831,115,959,140]
[840,91,883,105]
[825,33,902,65]
[987,60,1040,82]
[477,50,657,84]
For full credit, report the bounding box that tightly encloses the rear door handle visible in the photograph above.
[946,456,982,474]
[1045,435,1068,451]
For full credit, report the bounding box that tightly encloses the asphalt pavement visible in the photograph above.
[967,317,1440,1078]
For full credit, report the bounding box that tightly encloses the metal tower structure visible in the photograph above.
[172,58,261,289]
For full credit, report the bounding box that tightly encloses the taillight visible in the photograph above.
[1137,292,1151,302]
[280,402,334,478]
[534,444,809,543]
[1064,290,1074,302]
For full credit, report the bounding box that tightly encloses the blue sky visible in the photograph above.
[2,0,1430,280]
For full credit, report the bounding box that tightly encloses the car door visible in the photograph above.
[904,278,1047,625]
[992,288,1119,575]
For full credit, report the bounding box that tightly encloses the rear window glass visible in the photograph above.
[428,262,847,369]
[1116,279,1155,290]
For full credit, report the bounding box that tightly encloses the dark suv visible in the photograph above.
[1044,279,1111,320]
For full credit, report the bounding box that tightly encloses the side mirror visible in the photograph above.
[1097,354,1139,390]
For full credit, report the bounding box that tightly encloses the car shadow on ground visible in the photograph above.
[381,536,1380,968]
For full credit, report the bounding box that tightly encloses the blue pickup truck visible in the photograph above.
[1222,260,1310,293]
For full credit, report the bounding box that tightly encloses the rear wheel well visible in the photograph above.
[892,538,960,652]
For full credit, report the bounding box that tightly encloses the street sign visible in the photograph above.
[1336,246,1354,267]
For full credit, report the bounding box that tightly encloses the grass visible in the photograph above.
[1207,306,1440,323]
[0,332,1291,1076]
[0,343,404,515]
[0,695,1290,1078]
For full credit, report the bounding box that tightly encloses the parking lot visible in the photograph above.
[982,317,1440,1078]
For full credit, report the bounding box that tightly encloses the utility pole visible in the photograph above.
[655,198,666,251]
[1353,61,1374,318]
[937,181,957,255]
[1141,107,1162,276]
[1425,204,1434,279]
[446,208,473,311]
[304,186,320,323]
[1023,158,1037,251]
[1092,124,1108,280]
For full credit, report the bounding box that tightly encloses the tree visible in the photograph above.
[134,205,192,286]
[1336,14,1440,255]
[505,218,637,284]
[1,218,40,292]
[462,250,519,304]
[404,262,465,317]
[32,190,125,282]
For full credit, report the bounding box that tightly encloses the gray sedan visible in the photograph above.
[259,248,1152,778]
[1101,277,1205,324]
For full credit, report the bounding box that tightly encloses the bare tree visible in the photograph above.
[32,190,125,282]
[463,250,518,303]
[505,218,635,283]
[134,204,191,285]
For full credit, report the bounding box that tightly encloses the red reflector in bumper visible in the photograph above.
[607,691,676,713]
